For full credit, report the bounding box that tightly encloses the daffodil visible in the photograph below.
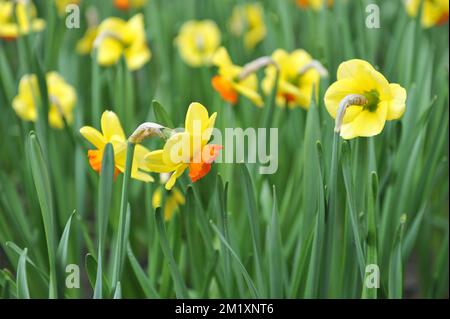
[55,0,80,16]
[0,0,45,40]
[12,72,76,129]
[80,111,154,182]
[211,47,263,107]
[145,102,222,190]
[93,13,151,70]
[175,20,221,67]
[296,0,334,10]
[324,59,407,140]
[152,174,185,221]
[262,49,325,109]
[114,0,147,11]
[76,26,98,55]
[229,3,266,50]
[404,0,449,28]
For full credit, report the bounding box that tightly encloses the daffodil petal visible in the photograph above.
[101,111,125,141]
[79,126,106,149]
[165,164,188,190]
[386,83,407,120]
[185,102,209,134]
[340,103,388,139]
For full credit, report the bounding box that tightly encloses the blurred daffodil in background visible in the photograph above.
[211,47,263,107]
[324,59,407,139]
[295,0,333,10]
[145,102,221,190]
[91,13,151,70]
[175,20,221,67]
[76,26,98,54]
[229,2,266,50]
[114,0,147,11]
[80,111,154,182]
[12,72,76,129]
[0,0,45,40]
[262,49,325,109]
[152,174,185,221]
[404,0,449,28]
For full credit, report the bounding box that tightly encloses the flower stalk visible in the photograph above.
[334,94,368,133]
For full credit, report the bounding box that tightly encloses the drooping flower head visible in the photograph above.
[0,0,45,40]
[80,111,154,182]
[229,3,266,50]
[12,72,76,129]
[211,47,263,107]
[145,102,222,190]
[175,20,221,67]
[404,0,449,28]
[324,59,407,139]
[262,49,324,109]
[114,0,147,11]
[296,0,334,10]
[92,13,151,70]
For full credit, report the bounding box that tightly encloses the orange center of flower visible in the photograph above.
[88,149,120,178]
[296,0,309,8]
[114,0,130,10]
[1,35,17,41]
[437,12,449,25]
[282,93,297,103]
[211,75,238,104]
[188,144,222,183]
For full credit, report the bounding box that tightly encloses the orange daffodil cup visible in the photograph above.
[324,59,407,139]
[145,102,222,190]
[211,47,263,107]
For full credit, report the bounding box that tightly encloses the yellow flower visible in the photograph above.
[145,102,222,190]
[404,0,449,28]
[229,3,266,50]
[12,72,76,129]
[296,0,334,10]
[324,59,407,140]
[114,0,147,11]
[152,186,185,221]
[211,47,263,107]
[262,49,321,109]
[54,0,80,16]
[93,13,151,70]
[175,20,221,67]
[76,26,98,55]
[79,111,154,182]
[0,0,45,40]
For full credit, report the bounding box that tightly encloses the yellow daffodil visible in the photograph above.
[152,177,185,221]
[80,111,154,182]
[76,26,98,54]
[229,3,266,50]
[0,0,45,40]
[404,0,449,28]
[324,59,407,140]
[55,0,80,16]
[296,0,334,10]
[93,13,151,70]
[12,72,76,129]
[114,0,147,11]
[145,102,222,190]
[211,47,263,107]
[175,20,221,67]
[262,49,322,109]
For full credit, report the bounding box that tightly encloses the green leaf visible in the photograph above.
[268,186,284,298]
[85,253,110,298]
[56,211,76,297]
[16,248,30,299]
[152,100,174,127]
[127,244,160,298]
[388,215,406,299]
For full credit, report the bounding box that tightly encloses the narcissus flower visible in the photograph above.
[175,20,221,67]
[0,0,45,40]
[229,3,266,50]
[55,0,80,16]
[12,72,76,129]
[93,13,151,70]
[76,26,98,54]
[80,111,154,182]
[262,49,325,109]
[296,0,334,10]
[211,47,263,107]
[145,102,222,190]
[114,0,147,11]
[404,0,449,28]
[324,59,407,140]
[152,178,185,221]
